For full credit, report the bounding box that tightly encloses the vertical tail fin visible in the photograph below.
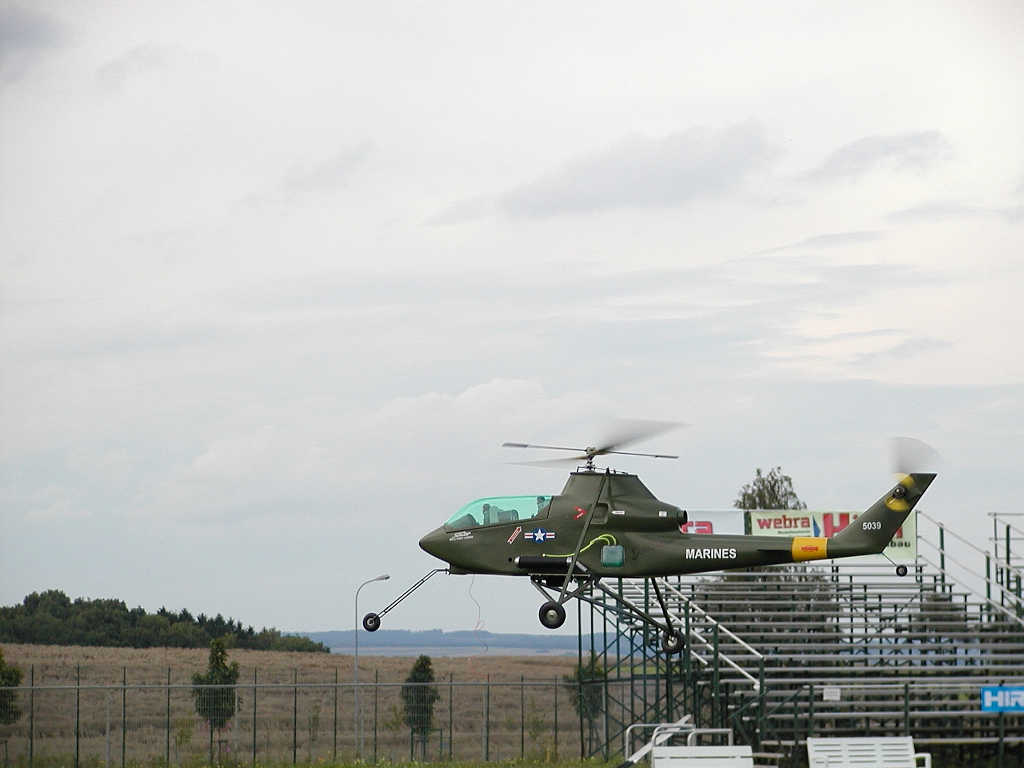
[828,473,936,557]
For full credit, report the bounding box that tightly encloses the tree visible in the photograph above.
[734,466,806,510]
[563,652,605,753]
[0,647,22,725]
[191,638,240,733]
[400,655,440,756]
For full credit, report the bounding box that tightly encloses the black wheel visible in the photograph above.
[896,565,908,577]
[662,631,683,654]
[362,612,381,632]
[538,601,566,629]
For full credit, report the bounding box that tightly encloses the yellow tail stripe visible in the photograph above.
[792,537,829,562]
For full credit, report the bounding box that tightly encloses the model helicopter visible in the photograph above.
[362,428,936,654]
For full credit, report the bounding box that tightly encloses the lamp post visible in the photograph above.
[355,573,389,757]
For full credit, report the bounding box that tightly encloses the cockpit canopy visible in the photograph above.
[444,495,552,530]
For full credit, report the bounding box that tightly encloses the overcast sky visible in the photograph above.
[2,1,1023,638]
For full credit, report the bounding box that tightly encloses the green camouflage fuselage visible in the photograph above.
[418,470,935,577]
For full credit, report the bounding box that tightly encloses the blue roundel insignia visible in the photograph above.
[527,528,556,543]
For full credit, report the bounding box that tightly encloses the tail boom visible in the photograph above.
[786,473,936,562]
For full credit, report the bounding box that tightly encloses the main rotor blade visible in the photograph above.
[605,450,679,460]
[502,442,588,453]
[593,419,686,455]
[509,457,589,468]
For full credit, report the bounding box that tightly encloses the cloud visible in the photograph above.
[426,196,494,227]
[282,142,373,197]
[435,122,776,221]
[852,337,953,365]
[887,200,1024,224]
[0,4,64,81]
[237,142,374,209]
[803,131,952,183]
[97,44,175,89]
[753,230,884,255]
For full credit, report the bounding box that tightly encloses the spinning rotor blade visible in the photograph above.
[502,442,590,454]
[604,449,679,459]
[503,420,685,464]
[510,458,588,468]
[889,436,942,475]
[593,419,684,455]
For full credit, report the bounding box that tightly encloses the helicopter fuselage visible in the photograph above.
[417,470,864,577]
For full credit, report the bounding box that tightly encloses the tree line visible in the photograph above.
[0,589,328,653]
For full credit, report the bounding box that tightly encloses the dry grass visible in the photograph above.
[1,644,625,766]
[2,643,582,685]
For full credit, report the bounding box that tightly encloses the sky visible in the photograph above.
[2,0,1023,638]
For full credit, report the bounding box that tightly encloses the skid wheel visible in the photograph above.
[362,612,382,632]
[538,601,566,629]
[895,565,908,577]
[662,631,683,654]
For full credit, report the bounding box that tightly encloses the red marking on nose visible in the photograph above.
[574,507,587,519]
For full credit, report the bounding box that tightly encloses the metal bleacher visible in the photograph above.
[582,511,1024,764]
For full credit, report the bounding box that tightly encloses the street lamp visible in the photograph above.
[355,573,389,757]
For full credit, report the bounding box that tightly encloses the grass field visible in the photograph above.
[1,644,622,766]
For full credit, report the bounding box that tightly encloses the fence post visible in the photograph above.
[484,675,490,761]
[292,669,297,765]
[448,673,453,761]
[333,668,338,762]
[374,669,379,763]
[75,665,80,768]
[553,676,558,761]
[121,667,126,768]
[165,667,170,767]
[28,665,33,768]
[252,669,257,767]
[520,675,525,759]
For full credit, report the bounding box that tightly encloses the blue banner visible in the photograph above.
[981,686,1024,712]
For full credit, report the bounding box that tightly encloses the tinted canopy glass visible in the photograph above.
[445,495,551,529]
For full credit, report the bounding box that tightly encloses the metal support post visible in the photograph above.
[603,672,610,760]
[684,600,692,716]
[712,624,720,729]
[252,669,257,766]
[29,666,34,768]
[939,525,946,588]
[757,661,766,747]
[165,667,170,767]
[903,682,910,736]
[553,677,559,760]
[332,668,338,762]
[121,667,126,768]
[374,670,380,763]
[484,675,490,761]
[520,675,525,759]
[292,669,297,765]
[808,683,815,741]
[75,665,80,768]
[448,673,453,761]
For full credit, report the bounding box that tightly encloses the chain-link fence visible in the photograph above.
[0,669,640,766]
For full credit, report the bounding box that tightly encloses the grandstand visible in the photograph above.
[578,510,1024,764]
